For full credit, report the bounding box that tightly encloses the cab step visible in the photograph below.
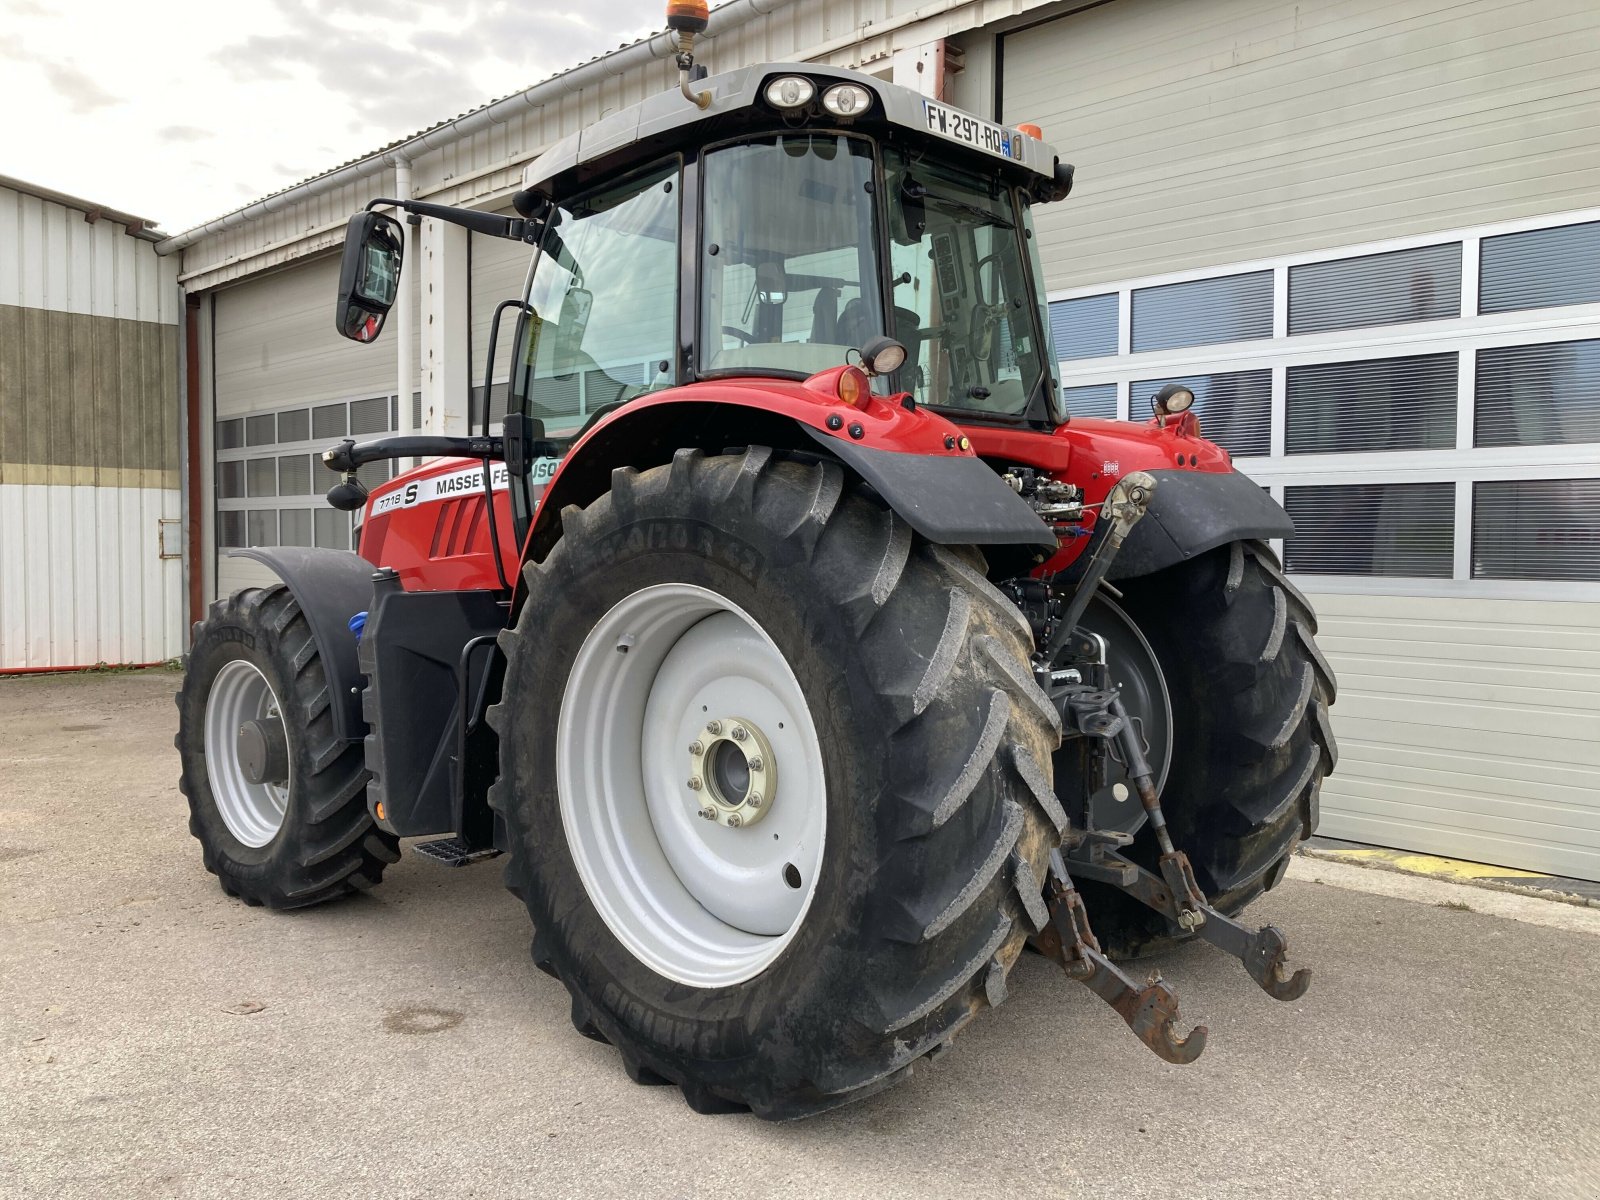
[412,837,502,867]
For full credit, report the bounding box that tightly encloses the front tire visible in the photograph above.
[1075,539,1338,957]
[176,585,400,908]
[491,448,1064,1119]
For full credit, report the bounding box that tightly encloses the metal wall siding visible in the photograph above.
[0,483,182,668]
[0,185,179,323]
[1475,338,1600,448]
[1285,352,1459,456]
[1312,590,1600,880]
[1005,0,1600,289]
[1473,479,1600,582]
[1479,219,1600,314]
[1288,243,1463,335]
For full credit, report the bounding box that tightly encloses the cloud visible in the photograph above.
[158,124,212,143]
[40,59,119,114]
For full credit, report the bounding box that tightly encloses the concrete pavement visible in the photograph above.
[3,670,1597,1199]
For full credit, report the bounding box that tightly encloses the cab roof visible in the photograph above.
[519,61,1064,200]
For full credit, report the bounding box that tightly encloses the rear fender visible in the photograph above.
[227,547,373,743]
[524,391,1054,575]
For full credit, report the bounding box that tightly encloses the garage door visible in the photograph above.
[211,254,418,599]
[1002,0,1600,291]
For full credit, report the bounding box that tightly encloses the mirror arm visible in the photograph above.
[321,435,504,474]
[366,197,542,243]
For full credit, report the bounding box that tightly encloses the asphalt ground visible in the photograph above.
[3,670,1598,1200]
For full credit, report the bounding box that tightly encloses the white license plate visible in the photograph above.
[921,100,1027,161]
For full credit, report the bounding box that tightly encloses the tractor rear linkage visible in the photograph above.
[1029,472,1311,1064]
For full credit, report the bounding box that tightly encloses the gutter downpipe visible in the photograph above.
[152,0,789,260]
[391,155,416,469]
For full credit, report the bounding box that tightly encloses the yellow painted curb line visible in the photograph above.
[1312,846,1549,882]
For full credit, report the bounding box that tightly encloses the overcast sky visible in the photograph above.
[0,0,665,233]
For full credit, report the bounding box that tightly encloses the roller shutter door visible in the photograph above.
[211,254,417,599]
[1001,0,1600,290]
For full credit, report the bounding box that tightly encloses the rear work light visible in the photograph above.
[764,75,815,110]
[821,83,872,117]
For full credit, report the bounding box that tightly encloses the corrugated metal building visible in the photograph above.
[158,0,1600,880]
[1,175,184,671]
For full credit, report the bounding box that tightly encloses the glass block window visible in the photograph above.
[1289,244,1461,335]
[216,460,245,499]
[245,458,276,497]
[1286,353,1457,455]
[349,396,389,435]
[277,408,310,443]
[1475,339,1600,448]
[1049,294,1118,360]
[216,418,244,450]
[1473,479,1600,581]
[277,454,311,496]
[1283,483,1454,577]
[1062,383,1118,420]
[1480,220,1600,314]
[315,509,352,551]
[245,413,276,446]
[1131,271,1272,353]
[1131,370,1271,457]
[312,403,348,440]
[279,510,313,547]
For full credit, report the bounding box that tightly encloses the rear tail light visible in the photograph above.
[836,366,871,408]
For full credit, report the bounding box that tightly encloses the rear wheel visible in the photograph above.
[1069,539,1338,958]
[491,448,1064,1119]
[176,585,400,908]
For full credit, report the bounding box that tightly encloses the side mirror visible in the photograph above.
[335,212,404,343]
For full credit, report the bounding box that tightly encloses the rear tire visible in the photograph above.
[176,585,400,909]
[1077,539,1338,958]
[491,449,1064,1119]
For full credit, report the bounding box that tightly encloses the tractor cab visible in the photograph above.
[505,61,1074,438]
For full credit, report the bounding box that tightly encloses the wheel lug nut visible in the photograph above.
[687,776,703,791]
[705,720,722,735]
[688,740,704,755]
[730,725,748,742]
[748,756,763,772]
[726,814,743,828]
[698,806,716,821]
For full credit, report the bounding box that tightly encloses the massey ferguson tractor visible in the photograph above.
[177,5,1336,1120]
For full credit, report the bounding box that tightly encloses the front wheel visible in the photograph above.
[1071,539,1338,957]
[175,585,399,908]
[491,449,1064,1119]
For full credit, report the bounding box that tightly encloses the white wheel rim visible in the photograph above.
[557,583,827,989]
[204,659,290,848]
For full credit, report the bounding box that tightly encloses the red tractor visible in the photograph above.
[177,12,1335,1120]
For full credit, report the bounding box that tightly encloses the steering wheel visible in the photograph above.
[721,325,757,345]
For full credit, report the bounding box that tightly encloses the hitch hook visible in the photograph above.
[1042,851,1207,1065]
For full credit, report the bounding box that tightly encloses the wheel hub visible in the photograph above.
[688,716,776,828]
[235,716,289,786]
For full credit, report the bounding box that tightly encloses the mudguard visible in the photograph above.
[809,432,1057,550]
[1109,468,1294,580]
[228,547,374,743]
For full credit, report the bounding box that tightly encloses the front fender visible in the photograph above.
[1110,468,1293,580]
[226,547,374,743]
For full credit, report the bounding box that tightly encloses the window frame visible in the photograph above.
[1043,203,1600,599]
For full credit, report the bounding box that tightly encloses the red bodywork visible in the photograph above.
[357,371,1232,590]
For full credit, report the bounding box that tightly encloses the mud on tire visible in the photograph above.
[490,448,1065,1119]
[176,584,400,908]
[1079,539,1338,958]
